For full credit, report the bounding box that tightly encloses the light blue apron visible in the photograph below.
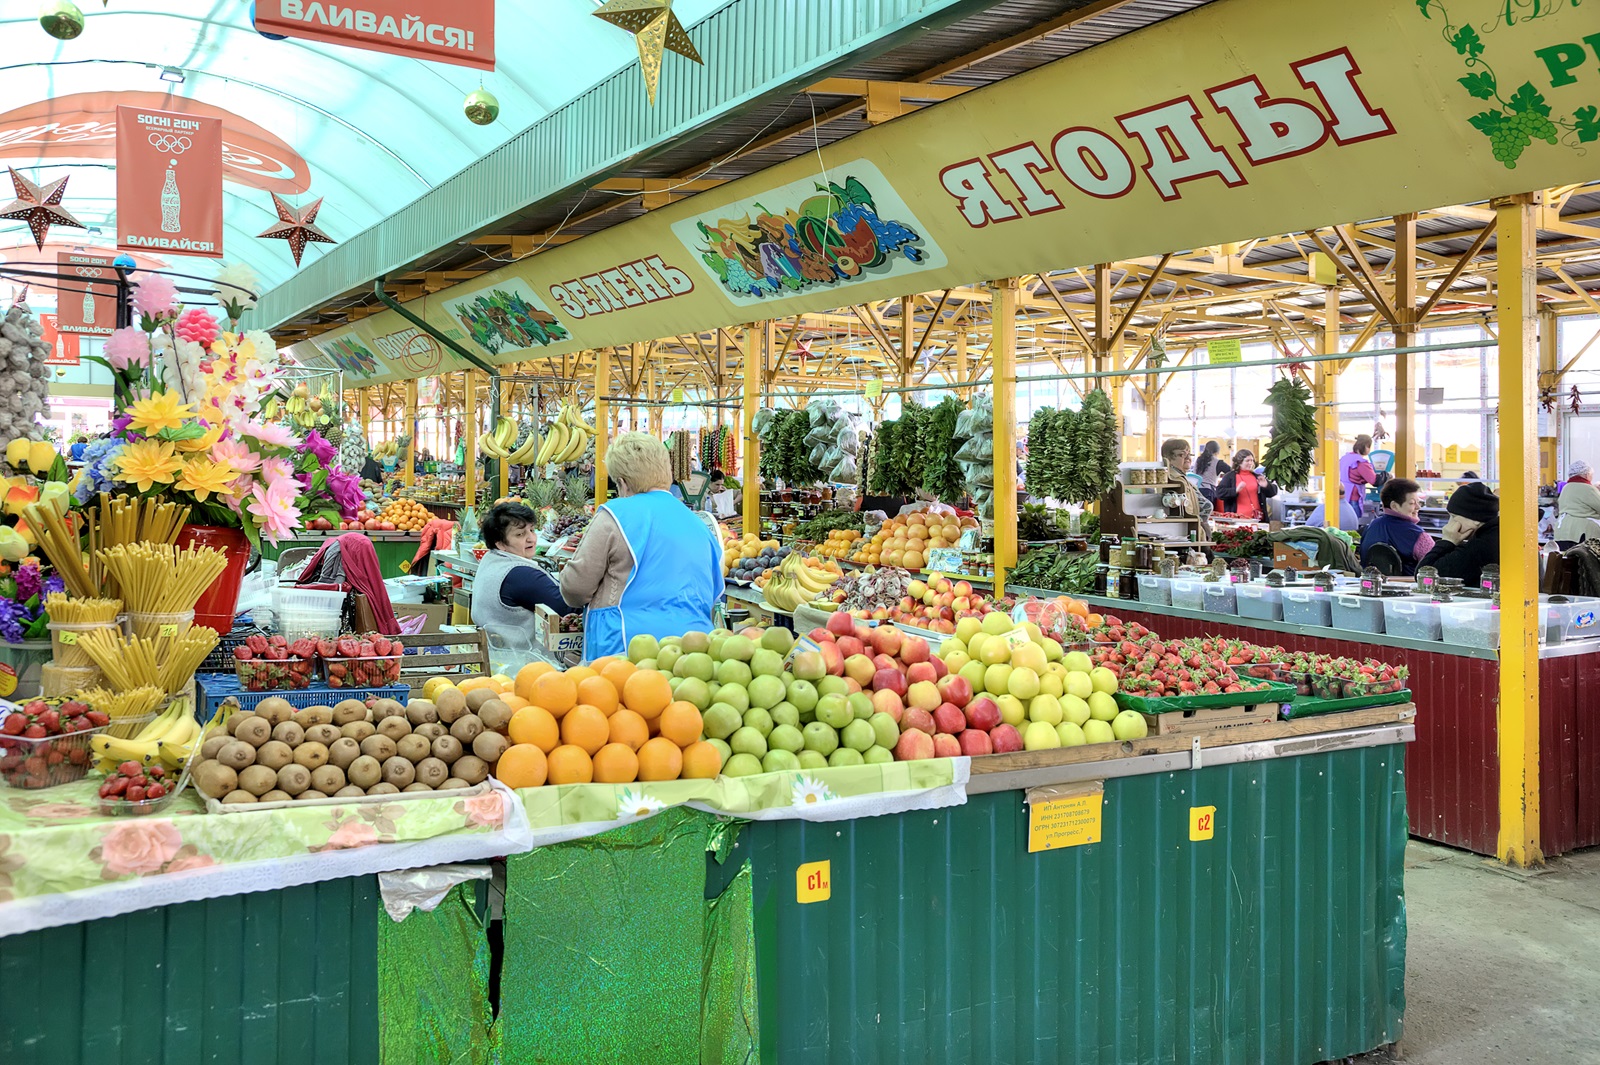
[583,491,724,661]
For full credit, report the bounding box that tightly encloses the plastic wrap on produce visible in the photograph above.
[378,862,493,922]
[751,409,775,437]
[836,427,860,455]
[829,453,858,481]
[956,434,994,462]
[960,459,995,487]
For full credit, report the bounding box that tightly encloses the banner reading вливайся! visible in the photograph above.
[254,1,494,70]
[115,106,223,259]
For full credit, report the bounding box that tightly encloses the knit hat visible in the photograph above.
[1447,481,1498,523]
[1568,459,1593,479]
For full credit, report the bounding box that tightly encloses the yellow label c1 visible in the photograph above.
[1190,805,1217,841]
[796,860,831,903]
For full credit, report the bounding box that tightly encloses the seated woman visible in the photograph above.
[561,433,724,661]
[1357,478,1435,576]
[470,502,573,647]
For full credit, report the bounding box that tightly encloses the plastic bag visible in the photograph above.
[960,459,994,488]
[808,402,837,427]
[954,408,978,438]
[955,433,995,462]
[804,424,833,448]
[829,454,858,481]
[752,409,775,437]
[836,427,859,455]
[809,442,828,467]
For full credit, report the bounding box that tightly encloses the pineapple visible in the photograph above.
[525,477,559,529]
[561,472,591,514]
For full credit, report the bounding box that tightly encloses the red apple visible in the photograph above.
[954,581,972,598]
[895,729,936,761]
[836,635,865,660]
[899,596,916,613]
[930,653,950,676]
[809,627,836,644]
[989,724,1023,753]
[957,729,993,757]
[844,678,862,694]
[741,627,765,640]
[873,653,899,674]
[906,681,941,712]
[843,654,876,687]
[936,675,973,709]
[933,702,966,734]
[870,608,889,621]
[932,733,962,758]
[871,689,905,723]
[873,625,904,658]
[819,642,845,676]
[965,695,1001,731]
[906,661,938,686]
[900,635,930,664]
[901,707,936,736]
[854,624,875,644]
[873,668,908,698]
[826,611,855,637]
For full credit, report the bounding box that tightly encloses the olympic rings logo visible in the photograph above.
[74,266,104,278]
[146,133,192,155]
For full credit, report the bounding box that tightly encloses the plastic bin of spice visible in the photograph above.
[1235,583,1284,622]
[1439,599,1499,650]
[1381,596,1444,641]
[1330,593,1386,634]
[1201,583,1238,615]
[1539,595,1600,643]
[1170,577,1207,611]
[1135,573,1172,605]
[1281,587,1333,627]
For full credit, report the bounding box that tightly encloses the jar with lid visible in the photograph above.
[1106,567,1122,598]
[1099,536,1116,563]
[1118,569,1139,599]
[1093,566,1109,595]
[1134,542,1154,570]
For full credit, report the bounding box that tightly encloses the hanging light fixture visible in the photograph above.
[38,1,85,39]
[463,88,500,126]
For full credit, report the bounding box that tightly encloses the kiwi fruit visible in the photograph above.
[405,699,438,726]
[258,789,292,804]
[414,756,449,788]
[271,720,304,746]
[276,763,311,795]
[381,756,416,788]
[347,755,382,789]
[200,734,232,760]
[334,785,366,798]
[233,716,272,747]
[377,716,412,742]
[366,782,400,795]
[449,714,484,745]
[221,790,257,805]
[440,777,469,791]
[332,699,371,725]
[465,688,497,712]
[255,696,294,725]
[472,731,509,764]
[431,734,464,764]
[304,723,341,746]
[373,698,408,721]
[194,760,238,798]
[327,737,362,769]
[477,700,514,733]
[293,741,330,770]
[254,739,294,770]
[360,733,398,762]
[297,705,334,727]
[402,782,435,793]
[451,754,488,785]
[396,734,431,762]
[340,720,376,742]
[310,764,346,793]
[238,764,278,796]
[217,740,257,770]
[413,722,447,741]
[224,712,250,736]
[433,687,468,723]
[295,789,329,801]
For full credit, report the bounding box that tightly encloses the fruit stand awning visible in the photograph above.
[0,0,733,293]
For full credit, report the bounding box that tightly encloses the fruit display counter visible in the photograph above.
[1024,590,1600,857]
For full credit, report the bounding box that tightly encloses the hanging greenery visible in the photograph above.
[921,396,967,504]
[1261,376,1317,489]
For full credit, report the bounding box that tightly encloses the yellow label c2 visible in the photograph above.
[1190,805,1217,841]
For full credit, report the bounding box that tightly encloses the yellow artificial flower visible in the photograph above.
[176,456,239,502]
[125,391,196,436]
[113,439,184,494]
[176,420,226,454]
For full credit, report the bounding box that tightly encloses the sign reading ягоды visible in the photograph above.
[254,0,495,70]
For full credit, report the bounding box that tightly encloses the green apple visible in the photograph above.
[674,652,715,682]
[770,702,800,729]
[729,726,767,758]
[863,745,894,765]
[1112,709,1149,740]
[1007,666,1041,701]
[714,683,750,714]
[1062,694,1091,727]
[655,645,682,674]
[868,712,900,749]
[768,723,805,753]
[1062,650,1093,674]
[943,650,972,674]
[802,721,839,755]
[786,679,819,713]
[681,631,711,654]
[716,658,753,688]
[939,637,967,659]
[660,636,683,649]
[747,674,786,710]
[636,659,657,671]
[762,749,800,773]
[980,612,1013,636]
[628,634,659,663]
[750,648,784,678]
[1042,637,1064,662]
[1063,671,1094,701]
[668,676,682,692]
[1037,670,1064,698]
[1082,719,1115,744]
[1056,721,1087,747]
[815,694,853,730]
[955,616,983,643]
[723,752,763,777]
[829,747,864,767]
[1088,691,1118,722]
[1027,693,1063,726]
[708,635,727,660]
[817,676,850,698]
[959,660,988,691]
[1023,720,1062,751]
[703,703,742,740]
[996,694,1026,727]
[707,738,732,766]
[742,707,774,736]
[841,718,875,752]
[1089,666,1120,695]
[983,663,1013,698]
[847,692,874,720]
[797,749,829,771]
[966,632,990,663]
[721,635,756,662]
[760,627,795,655]
[674,676,712,711]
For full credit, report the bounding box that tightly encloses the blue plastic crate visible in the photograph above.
[194,673,409,718]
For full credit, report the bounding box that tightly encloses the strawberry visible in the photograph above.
[146,783,166,799]
[234,646,253,661]
[126,785,146,802]
[1,713,24,735]
[22,725,45,739]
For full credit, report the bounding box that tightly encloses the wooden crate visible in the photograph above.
[396,629,491,693]
[1139,701,1280,735]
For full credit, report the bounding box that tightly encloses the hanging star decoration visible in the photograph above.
[592,0,703,106]
[257,192,335,267]
[0,168,85,251]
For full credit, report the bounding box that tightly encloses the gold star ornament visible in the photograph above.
[0,168,85,251]
[257,192,336,267]
[592,0,703,105]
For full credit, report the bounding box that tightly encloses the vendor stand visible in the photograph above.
[262,530,427,581]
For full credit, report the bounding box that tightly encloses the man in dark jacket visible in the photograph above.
[1417,481,1499,585]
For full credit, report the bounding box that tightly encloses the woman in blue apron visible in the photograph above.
[559,433,724,661]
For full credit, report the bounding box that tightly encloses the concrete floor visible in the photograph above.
[1350,841,1600,1064]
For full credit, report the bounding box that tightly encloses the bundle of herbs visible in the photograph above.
[921,396,968,505]
[1261,376,1316,489]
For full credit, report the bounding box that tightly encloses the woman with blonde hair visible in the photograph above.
[560,432,725,660]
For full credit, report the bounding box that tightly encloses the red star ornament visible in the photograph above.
[0,168,86,251]
[257,192,336,267]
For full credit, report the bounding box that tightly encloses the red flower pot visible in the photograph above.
[177,525,250,636]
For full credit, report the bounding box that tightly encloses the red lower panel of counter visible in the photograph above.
[1101,606,1600,857]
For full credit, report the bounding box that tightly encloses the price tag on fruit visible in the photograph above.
[1026,782,1103,852]
[1001,627,1033,653]
[1189,805,1216,841]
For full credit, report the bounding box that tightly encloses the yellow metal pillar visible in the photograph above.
[992,278,1019,595]
[498,377,511,499]
[743,323,766,538]
[402,378,417,488]
[463,371,480,505]
[1539,308,1559,482]
[593,350,611,506]
[1317,287,1343,524]
[646,360,663,437]
[1393,214,1418,477]
[358,387,370,438]
[1142,371,1159,462]
[1496,192,1541,868]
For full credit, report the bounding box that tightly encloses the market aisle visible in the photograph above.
[1358,842,1600,1064]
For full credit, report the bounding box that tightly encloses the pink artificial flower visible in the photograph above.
[130,274,180,317]
[245,420,298,449]
[323,821,380,851]
[104,328,151,371]
[174,308,220,346]
[463,792,505,828]
[259,456,294,484]
[246,476,302,543]
[212,438,261,475]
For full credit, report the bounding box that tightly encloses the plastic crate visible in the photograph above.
[1440,599,1499,649]
[1282,587,1333,627]
[1170,577,1207,611]
[273,587,346,642]
[1330,594,1386,634]
[1135,574,1171,605]
[200,623,266,673]
[1236,583,1284,622]
[233,653,318,692]
[194,673,408,718]
[0,721,109,789]
[1201,583,1238,615]
[1381,596,1443,641]
[321,654,404,689]
[1541,595,1600,643]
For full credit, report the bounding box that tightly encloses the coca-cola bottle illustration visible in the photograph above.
[160,165,181,233]
[81,284,96,326]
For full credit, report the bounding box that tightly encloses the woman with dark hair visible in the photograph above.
[471,501,572,647]
[1216,448,1278,520]
[1192,440,1223,503]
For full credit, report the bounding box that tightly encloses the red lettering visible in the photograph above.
[1205,75,1330,165]
[1048,127,1136,200]
[1292,48,1394,146]
[987,144,1063,216]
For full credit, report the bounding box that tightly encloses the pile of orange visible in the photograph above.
[813,529,861,559]
[378,497,433,532]
[491,658,723,789]
[849,505,980,570]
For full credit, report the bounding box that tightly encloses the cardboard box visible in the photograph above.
[396,601,452,633]
[534,604,584,655]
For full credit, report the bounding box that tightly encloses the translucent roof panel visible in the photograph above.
[0,0,730,294]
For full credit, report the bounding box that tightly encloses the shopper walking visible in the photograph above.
[561,433,724,661]
[1340,435,1378,520]
[1418,481,1500,585]
[1358,478,1436,576]
[1192,440,1223,504]
[1555,459,1600,548]
[1216,449,1278,520]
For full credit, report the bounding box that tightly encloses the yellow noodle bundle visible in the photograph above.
[75,625,219,695]
[95,543,228,616]
[43,594,122,625]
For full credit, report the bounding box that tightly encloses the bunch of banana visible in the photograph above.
[91,696,196,770]
[477,417,518,460]
[781,552,840,596]
[762,573,807,612]
[535,403,597,466]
